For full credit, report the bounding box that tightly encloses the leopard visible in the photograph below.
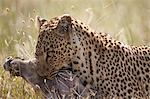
[4,14,150,99]
[34,14,150,99]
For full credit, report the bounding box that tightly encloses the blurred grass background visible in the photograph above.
[0,0,150,98]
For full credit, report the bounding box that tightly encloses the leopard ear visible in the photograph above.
[35,16,47,30]
[56,14,72,36]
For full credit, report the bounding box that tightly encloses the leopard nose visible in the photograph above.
[3,57,13,71]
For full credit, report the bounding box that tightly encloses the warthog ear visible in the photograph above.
[56,14,72,36]
[35,16,47,30]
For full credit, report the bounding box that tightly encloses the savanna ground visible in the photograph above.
[0,0,150,98]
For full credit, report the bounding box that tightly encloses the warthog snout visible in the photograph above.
[3,56,13,71]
